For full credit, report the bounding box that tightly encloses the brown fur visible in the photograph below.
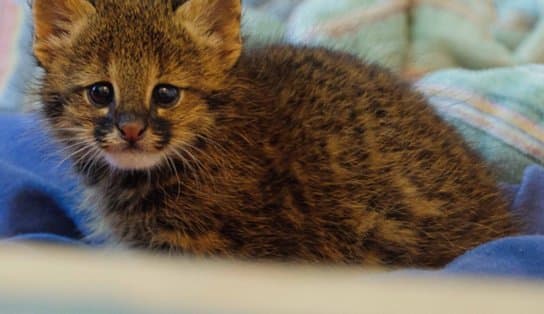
[33,0,518,267]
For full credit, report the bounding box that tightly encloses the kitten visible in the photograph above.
[33,0,517,267]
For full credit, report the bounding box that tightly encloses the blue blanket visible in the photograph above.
[1,113,543,279]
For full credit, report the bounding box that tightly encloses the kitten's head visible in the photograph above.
[33,0,241,170]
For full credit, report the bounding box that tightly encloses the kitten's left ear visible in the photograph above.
[33,0,96,66]
[175,0,242,70]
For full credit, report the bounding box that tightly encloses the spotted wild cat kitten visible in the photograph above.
[32,0,517,267]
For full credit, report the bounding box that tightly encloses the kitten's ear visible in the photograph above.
[175,0,242,69]
[32,0,96,66]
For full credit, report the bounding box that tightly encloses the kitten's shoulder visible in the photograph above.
[234,44,408,94]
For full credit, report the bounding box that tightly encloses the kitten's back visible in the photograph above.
[217,45,518,266]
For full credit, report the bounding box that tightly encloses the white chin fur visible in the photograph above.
[104,151,163,170]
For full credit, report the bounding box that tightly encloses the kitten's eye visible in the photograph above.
[153,84,181,108]
[88,82,114,108]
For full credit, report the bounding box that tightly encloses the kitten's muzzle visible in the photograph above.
[115,113,148,144]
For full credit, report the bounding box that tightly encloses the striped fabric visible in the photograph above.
[422,85,544,161]
[417,66,544,182]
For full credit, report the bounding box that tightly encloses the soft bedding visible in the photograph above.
[0,0,543,281]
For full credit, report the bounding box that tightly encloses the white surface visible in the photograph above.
[0,244,542,313]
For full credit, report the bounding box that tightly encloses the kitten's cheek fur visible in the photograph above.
[104,151,164,170]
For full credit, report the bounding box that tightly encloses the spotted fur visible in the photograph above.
[33,0,518,267]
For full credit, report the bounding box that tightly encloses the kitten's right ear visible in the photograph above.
[32,0,96,66]
[175,0,242,70]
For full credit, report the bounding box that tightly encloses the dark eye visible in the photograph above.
[88,82,114,108]
[153,84,181,108]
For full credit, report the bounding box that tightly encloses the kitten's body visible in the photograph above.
[34,0,517,267]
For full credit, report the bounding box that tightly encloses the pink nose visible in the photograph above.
[118,121,146,142]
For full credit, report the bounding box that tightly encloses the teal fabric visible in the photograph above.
[244,0,544,74]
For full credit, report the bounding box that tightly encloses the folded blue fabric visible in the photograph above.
[444,236,544,280]
[0,113,543,279]
[0,113,82,239]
